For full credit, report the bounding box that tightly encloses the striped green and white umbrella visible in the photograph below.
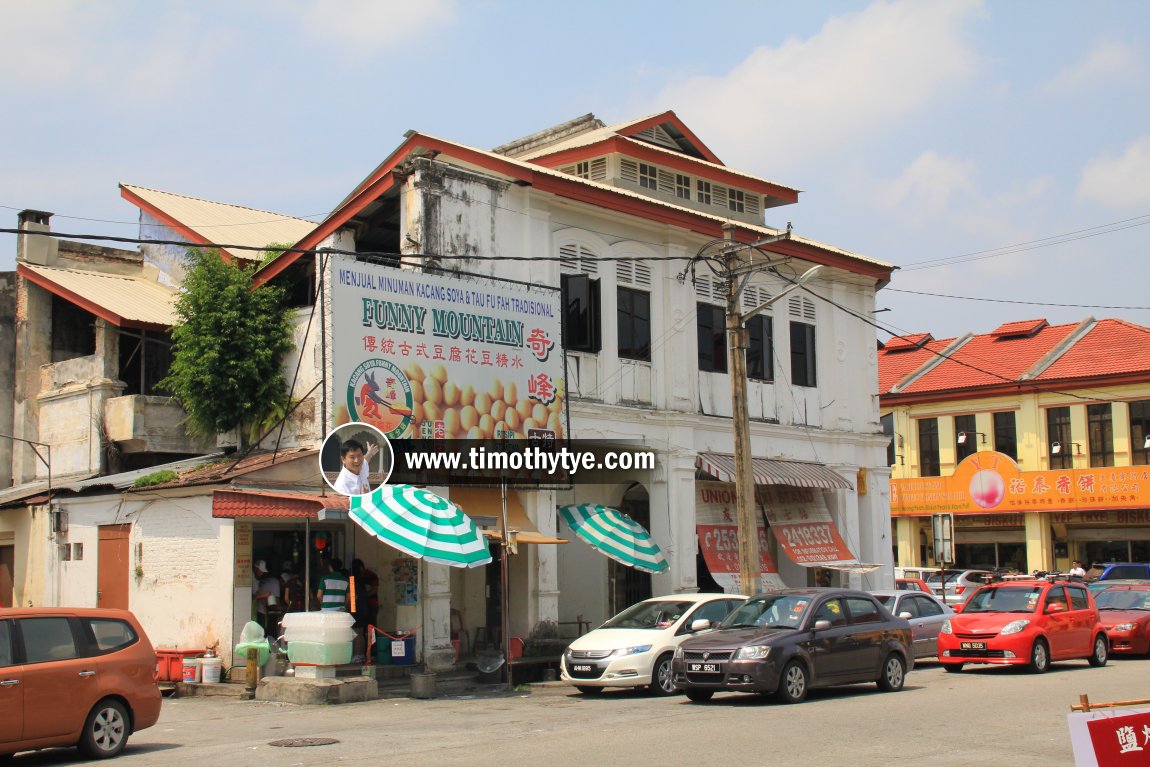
[351,485,492,568]
[558,504,668,574]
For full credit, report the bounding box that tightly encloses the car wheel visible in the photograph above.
[1029,638,1051,674]
[575,685,604,696]
[684,689,714,703]
[648,653,676,696]
[1088,634,1108,667]
[943,663,965,673]
[78,698,131,759]
[877,653,906,692]
[776,660,809,704]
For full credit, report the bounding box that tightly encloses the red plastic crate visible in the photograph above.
[155,649,204,682]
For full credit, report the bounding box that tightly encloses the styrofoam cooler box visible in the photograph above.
[281,612,355,629]
[282,626,356,643]
[287,640,353,666]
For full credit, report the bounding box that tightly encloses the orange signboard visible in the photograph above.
[891,452,1150,517]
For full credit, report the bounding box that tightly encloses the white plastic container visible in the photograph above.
[281,626,356,643]
[287,640,353,666]
[201,656,222,683]
[281,612,354,629]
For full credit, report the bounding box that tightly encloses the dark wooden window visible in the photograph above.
[617,287,651,362]
[1088,403,1114,468]
[918,418,940,477]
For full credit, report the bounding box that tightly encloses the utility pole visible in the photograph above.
[718,224,822,596]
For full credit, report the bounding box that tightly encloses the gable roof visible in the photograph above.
[879,316,1150,403]
[252,129,893,288]
[120,184,318,262]
[509,111,726,164]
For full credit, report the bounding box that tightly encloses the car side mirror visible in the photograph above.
[813,619,831,631]
[1046,602,1067,614]
[898,611,913,620]
[690,618,712,632]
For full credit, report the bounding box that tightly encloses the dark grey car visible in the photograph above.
[671,588,913,704]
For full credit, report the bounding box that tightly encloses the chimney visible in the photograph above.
[17,209,58,266]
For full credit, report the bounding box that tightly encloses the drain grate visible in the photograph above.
[268,737,340,748]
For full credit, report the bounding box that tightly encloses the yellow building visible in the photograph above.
[879,317,1150,574]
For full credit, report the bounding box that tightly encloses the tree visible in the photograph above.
[160,248,295,448]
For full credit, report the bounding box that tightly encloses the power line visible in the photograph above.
[886,288,1150,311]
[899,214,1150,272]
[0,203,327,228]
[0,228,692,264]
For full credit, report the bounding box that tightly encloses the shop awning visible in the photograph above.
[452,487,568,545]
[211,489,349,519]
[696,452,853,491]
[757,485,879,572]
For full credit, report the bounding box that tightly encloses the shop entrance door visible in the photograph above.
[0,545,14,608]
[97,524,131,609]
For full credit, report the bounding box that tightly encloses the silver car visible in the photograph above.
[871,590,954,659]
[926,570,996,605]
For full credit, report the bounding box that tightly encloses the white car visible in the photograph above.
[560,593,746,695]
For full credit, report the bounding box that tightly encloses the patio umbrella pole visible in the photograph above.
[500,478,512,691]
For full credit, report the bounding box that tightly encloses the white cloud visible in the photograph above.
[302,0,456,53]
[879,151,976,218]
[1077,134,1150,208]
[1040,41,1142,96]
[652,0,983,175]
[0,1,115,87]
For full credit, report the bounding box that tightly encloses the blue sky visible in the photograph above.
[2,0,1148,339]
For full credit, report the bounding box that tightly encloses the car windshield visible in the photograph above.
[962,585,1041,613]
[718,595,812,630]
[1095,590,1150,611]
[927,572,970,584]
[601,600,695,629]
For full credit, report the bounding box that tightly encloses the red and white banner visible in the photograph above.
[758,485,860,567]
[1068,708,1150,766]
[696,481,783,591]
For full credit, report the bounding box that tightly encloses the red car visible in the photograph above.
[1095,584,1150,656]
[896,578,932,594]
[937,580,1108,673]
[0,608,162,759]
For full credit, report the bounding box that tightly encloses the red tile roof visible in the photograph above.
[1038,319,1150,381]
[879,317,1150,401]
[877,337,953,393]
[884,333,933,351]
[212,489,348,519]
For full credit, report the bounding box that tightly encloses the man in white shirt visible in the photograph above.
[333,439,378,496]
[1068,560,1087,581]
[252,560,282,630]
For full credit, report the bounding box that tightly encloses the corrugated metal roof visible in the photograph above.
[122,184,318,260]
[696,452,853,490]
[416,133,893,271]
[20,263,179,327]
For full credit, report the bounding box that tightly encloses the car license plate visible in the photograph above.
[688,663,720,673]
[573,664,593,672]
[960,641,986,650]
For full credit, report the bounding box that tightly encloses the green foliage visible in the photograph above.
[259,241,295,268]
[133,469,178,488]
[159,248,295,447]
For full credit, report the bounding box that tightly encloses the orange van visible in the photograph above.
[0,608,162,759]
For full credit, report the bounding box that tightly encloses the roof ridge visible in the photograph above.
[1020,316,1096,381]
[121,183,319,224]
[889,334,973,394]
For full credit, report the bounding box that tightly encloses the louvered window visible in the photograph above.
[634,125,679,149]
[616,258,651,288]
[588,157,607,181]
[675,174,691,200]
[742,284,773,314]
[712,184,729,209]
[696,180,712,205]
[788,295,816,322]
[639,163,658,190]
[657,169,675,195]
[745,194,761,215]
[728,189,746,213]
[620,159,638,183]
[559,243,599,275]
[693,273,727,304]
